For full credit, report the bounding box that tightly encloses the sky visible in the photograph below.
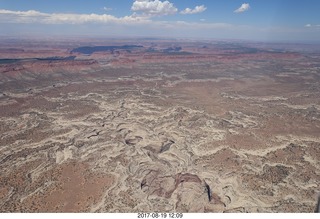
[0,0,319,42]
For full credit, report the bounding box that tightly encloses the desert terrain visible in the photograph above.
[0,37,319,212]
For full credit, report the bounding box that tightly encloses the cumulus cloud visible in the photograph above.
[0,9,149,24]
[234,3,250,13]
[131,0,177,16]
[0,9,236,33]
[0,9,294,41]
[180,5,207,15]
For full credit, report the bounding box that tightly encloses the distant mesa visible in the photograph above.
[0,56,76,64]
[71,45,143,55]
[163,46,182,53]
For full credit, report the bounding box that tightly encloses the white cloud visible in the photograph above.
[131,0,177,16]
[305,24,320,28]
[0,9,150,24]
[103,7,112,11]
[234,3,250,13]
[0,9,234,32]
[0,8,252,39]
[180,5,207,15]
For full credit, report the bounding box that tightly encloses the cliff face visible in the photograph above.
[0,59,99,82]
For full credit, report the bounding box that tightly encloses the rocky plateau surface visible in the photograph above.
[0,40,319,212]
